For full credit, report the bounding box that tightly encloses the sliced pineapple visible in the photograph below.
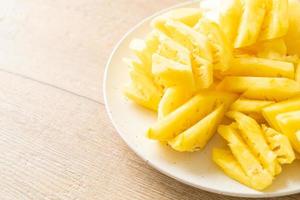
[284,0,300,57]
[262,96,300,131]
[276,110,300,154]
[223,57,294,79]
[262,124,295,164]
[124,69,162,111]
[218,125,274,188]
[156,20,213,62]
[158,86,192,119]
[259,0,288,41]
[194,18,232,71]
[230,99,274,114]
[152,53,195,89]
[192,56,214,89]
[226,111,281,176]
[151,8,203,32]
[212,148,272,191]
[169,104,225,152]
[234,0,266,48]
[147,91,236,141]
[217,76,300,101]
[219,0,243,43]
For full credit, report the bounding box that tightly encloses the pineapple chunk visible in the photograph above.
[262,96,300,131]
[157,20,213,62]
[194,18,232,71]
[224,57,294,79]
[169,104,225,152]
[129,39,153,73]
[124,69,162,111]
[192,56,214,89]
[234,0,266,48]
[147,91,237,141]
[259,0,288,41]
[276,110,300,153]
[230,99,274,114]
[213,148,272,190]
[123,58,145,75]
[155,31,191,66]
[219,0,243,43]
[262,125,295,164]
[152,54,195,89]
[145,31,160,53]
[151,8,202,31]
[284,0,300,56]
[218,125,274,188]
[158,86,192,119]
[226,111,280,176]
[217,76,300,101]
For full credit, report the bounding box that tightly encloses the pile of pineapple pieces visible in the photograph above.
[124,0,300,190]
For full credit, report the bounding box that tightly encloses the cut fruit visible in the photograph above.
[234,0,266,48]
[223,57,294,79]
[147,91,236,141]
[284,0,300,56]
[276,110,300,153]
[158,86,192,119]
[192,56,213,89]
[155,32,191,66]
[219,0,243,43]
[218,125,274,188]
[124,69,162,111]
[226,111,280,176]
[129,39,153,73]
[194,18,232,71]
[296,62,300,84]
[230,99,274,114]
[123,58,145,75]
[151,8,203,31]
[156,20,213,62]
[262,125,295,164]
[217,76,300,101]
[262,96,300,131]
[212,148,272,190]
[259,0,288,41]
[169,104,225,152]
[152,54,195,89]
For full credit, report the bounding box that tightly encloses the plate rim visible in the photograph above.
[102,0,300,198]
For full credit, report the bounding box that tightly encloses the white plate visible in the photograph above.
[103,1,300,198]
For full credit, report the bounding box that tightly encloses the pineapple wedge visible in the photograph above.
[217,76,300,101]
[276,110,300,153]
[157,20,213,62]
[152,54,195,89]
[226,111,281,176]
[151,8,202,31]
[192,56,214,89]
[148,91,237,141]
[219,0,243,43]
[223,57,294,79]
[262,96,300,131]
[262,125,295,164]
[158,86,192,119]
[129,39,153,74]
[259,0,288,41]
[234,0,266,48]
[230,99,274,114]
[155,32,191,66]
[169,104,225,152]
[194,18,232,71]
[213,148,272,191]
[124,69,162,111]
[218,125,274,189]
[284,0,300,56]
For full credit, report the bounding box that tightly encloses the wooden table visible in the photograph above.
[0,0,299,199]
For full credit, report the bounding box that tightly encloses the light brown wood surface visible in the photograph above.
[0,0,299,199]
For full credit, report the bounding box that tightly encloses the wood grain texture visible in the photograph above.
[0,0,299,199]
